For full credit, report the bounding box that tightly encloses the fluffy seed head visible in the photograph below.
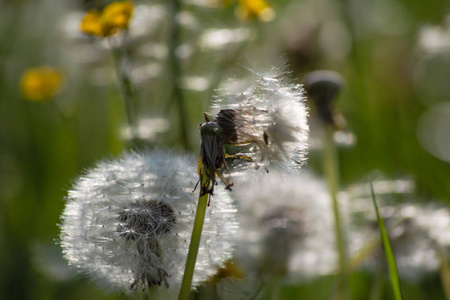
[211,57,309,174]
[232,171,337,281]
[59,149,238,295]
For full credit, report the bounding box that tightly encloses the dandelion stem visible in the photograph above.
[110,37,138,144]
[148,286,160,300]
[168,0,190,150]
[322,126,349,300]
[178,176,210,300]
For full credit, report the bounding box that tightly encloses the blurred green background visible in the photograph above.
[1,0,450,299]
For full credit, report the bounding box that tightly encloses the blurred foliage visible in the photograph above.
[1,0,450,299]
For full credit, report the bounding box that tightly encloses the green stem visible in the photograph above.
[148,285,160,300]
[168,0,189,150]
[323,126,349,300]
[178,177,210,300]
[110,38,138,144]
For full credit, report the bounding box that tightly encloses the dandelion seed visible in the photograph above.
[232,171,337,282]
[59,150,237,295]
[20,67,63,101]
[80,1,134,37]
[208,57,309,178]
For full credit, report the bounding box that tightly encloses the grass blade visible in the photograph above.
[369,181,404,300]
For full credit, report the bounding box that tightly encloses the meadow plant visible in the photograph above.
[207,57,310,178]
[59,150,237,297]
[181,58,310,298]
[19,1,445,300]
[20,66,63,101]
[79,1,134,38]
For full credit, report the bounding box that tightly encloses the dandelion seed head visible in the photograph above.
[60,149,237,294]
[212,57,309,175]
[233,171,336,281]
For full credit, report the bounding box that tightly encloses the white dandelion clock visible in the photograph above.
[232,171,337,282]
[209,56,309,175]
[59,149,238,296]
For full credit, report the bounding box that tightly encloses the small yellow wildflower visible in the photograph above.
[236,0,275,22]
[79,10,103,36]
[20,67,63,101]
[79,1,134,37]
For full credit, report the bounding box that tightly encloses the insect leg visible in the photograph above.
[225,153,253,162]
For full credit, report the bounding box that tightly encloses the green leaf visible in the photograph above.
[370,181,405,300]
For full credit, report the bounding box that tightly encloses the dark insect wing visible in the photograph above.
[215,109,238,144]
[216,107,273,147]
[197,110,257,199]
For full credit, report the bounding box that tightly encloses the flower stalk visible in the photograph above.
[168,0,190,150]
[323,126,348,300]
[148,286,160,300]
[178,173,211,300]
[111,40,138,144]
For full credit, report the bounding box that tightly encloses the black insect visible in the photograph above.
[195,111,253,204]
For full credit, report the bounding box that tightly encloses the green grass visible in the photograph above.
[370,181,404,300]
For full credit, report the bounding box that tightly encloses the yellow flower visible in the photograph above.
[236,0,275,22]
[20,67,63,102]
[80,10,103,36]
[80,1,134,37]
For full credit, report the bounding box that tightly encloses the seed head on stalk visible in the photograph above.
[59,149,237,297]
[196,57,309,199]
